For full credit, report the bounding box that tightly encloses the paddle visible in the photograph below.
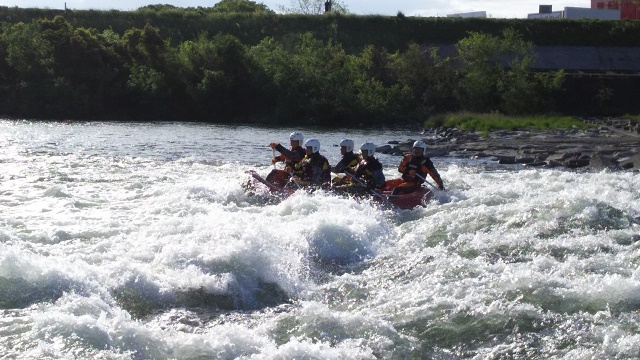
[288,171,302,189]
[246,170,284,193]
[343,170,391,205]
[414,173,443,192]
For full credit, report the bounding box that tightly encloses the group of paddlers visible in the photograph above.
[264,132,445,196]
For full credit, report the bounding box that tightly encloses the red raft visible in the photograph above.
[245,170,433,210]
[245,169,296,196]
[378,178,434,210]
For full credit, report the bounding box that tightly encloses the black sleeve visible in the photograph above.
[423,157,444,189]
[275,144,304,161]
[332,158,347,173]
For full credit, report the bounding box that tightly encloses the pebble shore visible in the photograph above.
[380,118,640,172]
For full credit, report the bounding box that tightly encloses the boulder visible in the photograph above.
[618,153,640,171]
[484,149,519,164]
[588,155,619,171]
[564,158,591,168]
[425,147,449,157]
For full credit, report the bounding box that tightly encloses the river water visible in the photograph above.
[1,120,639,359]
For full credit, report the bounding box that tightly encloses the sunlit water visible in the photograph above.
[1,120,639,359]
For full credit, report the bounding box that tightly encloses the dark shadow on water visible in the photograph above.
[112,280,292,320]
[0,276,67,309]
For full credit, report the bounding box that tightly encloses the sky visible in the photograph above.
[0,0,592,18]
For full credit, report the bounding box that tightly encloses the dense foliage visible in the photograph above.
[3,7,640,48]
[0,5,638,124]
[0,15,571,124]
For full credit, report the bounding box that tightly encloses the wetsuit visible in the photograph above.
[266,144,306,186]
[395,154,444,193]
[332,151,361,174]
[274,144,305,174]
[355,156,385,189]
[297,152,331,188]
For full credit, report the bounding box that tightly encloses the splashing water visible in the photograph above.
[1,121,639,359]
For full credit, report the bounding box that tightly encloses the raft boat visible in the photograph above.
[245,169,433,210]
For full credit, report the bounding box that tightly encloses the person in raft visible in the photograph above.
[331,139,362,186]
[266,131,306,187]
[294,138,331,189]
[392,140,445,195]
[355,142,386,190]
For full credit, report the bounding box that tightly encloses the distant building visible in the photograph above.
[446,11,487,18]
[528,5,620,19]
[591,0,640,20]
[564,6,620,19]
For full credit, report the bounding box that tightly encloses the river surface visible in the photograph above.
[1,120,639,359]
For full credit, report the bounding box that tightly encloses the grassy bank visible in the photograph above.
[624,114,640,122]
[425,113,590,133]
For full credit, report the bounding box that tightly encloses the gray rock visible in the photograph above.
[425,148,449,157]
[564,158,591,168]
[385,123,639,172]
[515,156,537,164]
[618,153,640,171]
[588,155,619,171]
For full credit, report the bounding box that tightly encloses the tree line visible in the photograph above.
[0,13,575,125]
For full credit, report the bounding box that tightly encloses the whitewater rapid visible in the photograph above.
[1,121,639,359]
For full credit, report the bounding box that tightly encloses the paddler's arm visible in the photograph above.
[422,158,445,190]
[274,144,304,161]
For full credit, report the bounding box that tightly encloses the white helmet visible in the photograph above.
[304,138,320,154]
[360,142,375,156]
[339,139,354,153]
[412,140,426,150]
[289,132,303,143]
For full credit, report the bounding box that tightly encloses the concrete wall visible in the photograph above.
[532,46,640,72]
[564,7,620,19]
[428,44,640,73]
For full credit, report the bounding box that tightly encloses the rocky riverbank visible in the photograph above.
[380,118,640,172]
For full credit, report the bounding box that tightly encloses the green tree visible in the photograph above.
[121,23,176,117]
[2,22,52,81]
[210,0,274,13]
[387,43,458,115]
[455,29,564,114]
[250,33,359,123]
[178,33,258,119]
[249,33,415,125]
[0,21,54,116]
[37,16,126,117]
[455,31,503,112]
[352,45,413,122]
[136,4,180,11]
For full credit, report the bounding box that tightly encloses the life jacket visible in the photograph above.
[275,145,306,174]
[334,151,361,174]
[398,154,444,189]
[297,152,331,187]
[356,156,385,188]
[399,154,429,183]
